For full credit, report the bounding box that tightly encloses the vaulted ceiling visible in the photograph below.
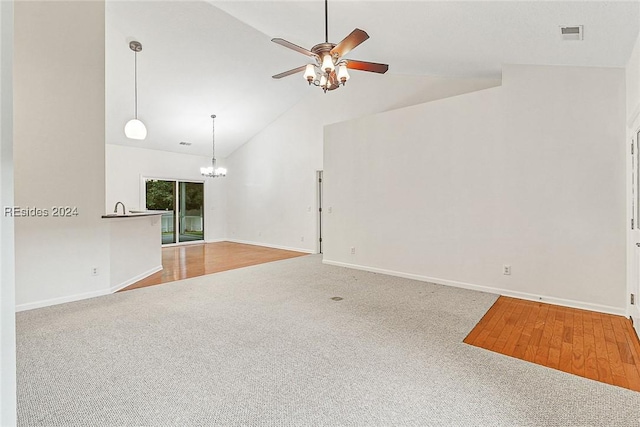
[106,1,640,158]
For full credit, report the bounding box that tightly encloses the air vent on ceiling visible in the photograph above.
[179,141,192,146]
[560,25,583,41]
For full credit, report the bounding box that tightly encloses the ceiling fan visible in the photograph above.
[271,0,389,92]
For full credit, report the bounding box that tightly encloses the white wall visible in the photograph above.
[14,1,111,309]
[109,216,162,291]
[106,144,227,242]
[627,36,640,122]
[324,64,626,314]
[0,0,16,423]
[225,73,500,253]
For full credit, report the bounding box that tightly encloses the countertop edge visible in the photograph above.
[101,211,166,219]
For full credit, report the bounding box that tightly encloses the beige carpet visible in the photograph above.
[17,255,640,426]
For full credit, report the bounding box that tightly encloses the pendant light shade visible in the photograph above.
[124,41,147,140]
[124,119,147,140]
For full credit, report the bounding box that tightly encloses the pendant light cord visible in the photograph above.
[134,50,138,119]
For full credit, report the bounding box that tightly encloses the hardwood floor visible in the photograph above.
[464,296,640,392]
[119,241,308,292]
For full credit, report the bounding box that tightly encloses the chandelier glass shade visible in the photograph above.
[200,164,227,178]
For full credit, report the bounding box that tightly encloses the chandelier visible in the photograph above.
[200,115,226,178]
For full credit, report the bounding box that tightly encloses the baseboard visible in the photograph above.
[109,265,163,293]
[16,288,112,312]
[628,305,640,337]
[227,239,314,254]
[632,315,640,338]
[205,238,227,243]
[322,259,625,316]
[15,265,164,312]
[162,241,205,247]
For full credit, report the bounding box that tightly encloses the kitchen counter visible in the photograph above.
[101,210,166,219]
[106,212,163,292]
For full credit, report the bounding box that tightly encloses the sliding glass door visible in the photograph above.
[145,179,204,245]
[178,181,204,242]
[145,179,176,244]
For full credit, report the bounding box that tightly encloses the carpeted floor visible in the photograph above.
[17,255,640,426]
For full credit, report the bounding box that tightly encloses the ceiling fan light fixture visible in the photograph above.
[304,64,316,83]
[337,64,350,84]
[320,74,328,88]
[321,53,335,73]
[270,0,388,92]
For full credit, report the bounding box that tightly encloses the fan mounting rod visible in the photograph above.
[324,0,329,43]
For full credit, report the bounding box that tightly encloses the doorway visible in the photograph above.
[144,179,204,245]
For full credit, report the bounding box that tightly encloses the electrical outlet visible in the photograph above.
[328,207,332,214]
[503,265,511,275]
[632,293,636,305]
[91,267,99,276]
[301,236,305,242]
[351,247,356,255]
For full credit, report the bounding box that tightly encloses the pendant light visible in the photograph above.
[200,115,227,178]
[124,41,147,140]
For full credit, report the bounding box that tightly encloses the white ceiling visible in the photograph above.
[106,1,640,158]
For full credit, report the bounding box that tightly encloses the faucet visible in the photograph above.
[114,202,126,215]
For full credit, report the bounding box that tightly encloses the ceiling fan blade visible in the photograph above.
[271,38,318,58]
[346,60,389,74]
[272,65,308,79]
[330,28,369,58]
